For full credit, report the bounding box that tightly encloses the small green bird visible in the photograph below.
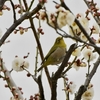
[37,37,67,72]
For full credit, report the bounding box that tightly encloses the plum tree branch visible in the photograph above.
[46,1,100,55]
[29,18,52,88]
[74,56,100,100]
[51,43,77,100]
[0,54,24,99]
[0,3,42,47]
[22,0,52,96]
[83,0,100,26]
[54,43,77,79]
[10,0,17,23]
[84,56,100,87]
[37,75,45,100]
[59,0,100,55]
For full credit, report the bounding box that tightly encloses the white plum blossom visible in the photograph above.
[72,59,87,71]
[72,62,80,71]
[63,81,76,94]
[82,47,96,61]
[82,84,94,100]
[70,22,80,32]
[38,7,75,28]
[69,22,81,37]
[68,82,76,94]
[80,33,87,41]
[57,10,68,28]
[69,13,89,41]
[12,57,23,72]
[65,11,75,26]
[57,7,75,28]
[72,47,81,57]
[12,57,29,72]
[78,13,89,31]
[38,10,56,27]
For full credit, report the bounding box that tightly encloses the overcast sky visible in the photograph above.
[0,0,100,100]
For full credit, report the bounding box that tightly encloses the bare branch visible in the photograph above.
[56,28,99,49]
[37,75,45,100]
[23,0,52,94]
[29,18,52,88]
[10,0,17,23]
[0,3,42,47]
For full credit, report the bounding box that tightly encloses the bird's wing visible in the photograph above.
[41,46,57,64]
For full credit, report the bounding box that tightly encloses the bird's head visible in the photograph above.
[55,37,66,48]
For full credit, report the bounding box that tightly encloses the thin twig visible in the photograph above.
[28,0,35,11]
[62,56,77,75]
[63,78,69,100]
[23,0,28,11]
[10,0,16,23]
[56,28,100,50]
[29,18,52,89]
[84,56,100,87]
[23,67,38,83]
[19,0,23,16]
[0,3,42,47]
[84,0,100,26]
[23,0,52,94]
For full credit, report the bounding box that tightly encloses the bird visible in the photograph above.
[37,36,67,72]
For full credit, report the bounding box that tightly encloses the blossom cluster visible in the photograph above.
[38,6,75,28]
[38,5,100,42]
[71,46,96,71]
[12,56,29,72]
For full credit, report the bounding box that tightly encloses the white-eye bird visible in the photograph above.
[37,37,67,72]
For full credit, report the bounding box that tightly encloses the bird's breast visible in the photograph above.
[50,47,66,65]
